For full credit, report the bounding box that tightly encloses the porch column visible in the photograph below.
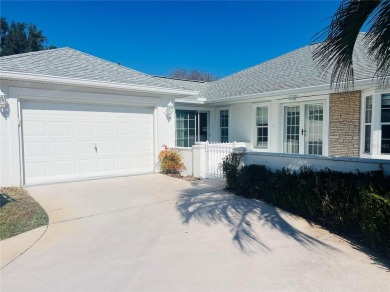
[192,142,207,179]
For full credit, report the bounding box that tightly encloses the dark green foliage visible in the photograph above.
[0,17,56,56]
[222,152,243,190]
[222,153,390,258]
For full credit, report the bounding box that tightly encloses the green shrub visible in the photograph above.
[223,157,390,258]
[222,152,244,190]
[158,149,185,174]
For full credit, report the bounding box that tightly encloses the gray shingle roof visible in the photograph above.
[0,47,194,91]
[203,34,378,100]
[0,34,382,101]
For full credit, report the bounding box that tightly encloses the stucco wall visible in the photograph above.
[244,151,390,175]
[229,103,253,143]
[329,91,361,157]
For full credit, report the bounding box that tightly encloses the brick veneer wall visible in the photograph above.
[329,91,361,157]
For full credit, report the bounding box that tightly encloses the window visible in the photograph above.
[175,110,208,147]
[220,110,229,142]
[363,96,373,154]
[284,105,300,154]
[381,94,390,154]
[256,106,268,149]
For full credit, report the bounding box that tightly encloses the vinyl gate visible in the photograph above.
[206,142,237,179]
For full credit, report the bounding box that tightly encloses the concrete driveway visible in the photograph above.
[1,174,389,291]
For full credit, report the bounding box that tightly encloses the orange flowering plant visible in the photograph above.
[158,145,185,174]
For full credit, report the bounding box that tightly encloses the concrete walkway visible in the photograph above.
[1,174,389,291]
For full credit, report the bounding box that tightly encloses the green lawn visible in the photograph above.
[0,187,48,240]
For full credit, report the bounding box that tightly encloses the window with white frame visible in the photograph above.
[219,110,229,142]
[363,95,373,154]
[176,109,208,147]
[256,106,268,149]
[381,94,390,154]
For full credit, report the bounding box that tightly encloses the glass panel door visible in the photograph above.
[304,104,323,155]
[284,105,300,154]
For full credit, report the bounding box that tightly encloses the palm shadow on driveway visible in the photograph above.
[176,182,337,254]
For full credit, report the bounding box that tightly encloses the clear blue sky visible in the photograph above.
[1,1,341,78]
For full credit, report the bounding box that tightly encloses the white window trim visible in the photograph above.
[216,107,230,143]
[175,107,211,148]
[252,102,271,151]
[361,89,390,158]
[278,97,328,156]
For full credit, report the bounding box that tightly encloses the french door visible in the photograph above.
[283,102,324,155]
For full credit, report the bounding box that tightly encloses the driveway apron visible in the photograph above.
[1,174,389,291]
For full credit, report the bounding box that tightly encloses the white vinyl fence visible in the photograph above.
[206,142,237,179]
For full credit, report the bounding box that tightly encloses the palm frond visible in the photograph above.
[364,0,390,87]
[313,0,381,91]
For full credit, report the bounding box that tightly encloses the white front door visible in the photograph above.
[283,102,324,155]
[21,101,154,185]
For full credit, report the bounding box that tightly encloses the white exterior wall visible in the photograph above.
[244,151,390,175]
[0,80,176,186]
[0,83,13,186]
[229,103,252,143]
[221,93,330,154]
[174,147,193,176]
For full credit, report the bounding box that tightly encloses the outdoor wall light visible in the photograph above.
[165,101,174,119]
[288,95,298,101]
[0,90,8,111]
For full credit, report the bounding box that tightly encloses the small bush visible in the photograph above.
[222,152,244,190]
[222,154,390,258]
[158,149,185,174]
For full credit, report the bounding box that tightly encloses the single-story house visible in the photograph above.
[1,34,389,186]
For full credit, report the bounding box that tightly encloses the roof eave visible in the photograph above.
[204,78,387,105]
[0,71,200,97]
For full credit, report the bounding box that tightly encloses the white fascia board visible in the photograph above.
[205,78,388,105]
[0,71,199,96]
[175,98,206,104]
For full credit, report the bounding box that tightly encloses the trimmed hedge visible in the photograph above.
[222,153,390,258]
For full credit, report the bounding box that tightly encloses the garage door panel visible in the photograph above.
[75,122,95,136]
[74,141,95,155]
[25,162,47,178]
[51,142,72,156]
[97,158,115,171]
[22,101,154,184]
[50,122,72,136]
[24,142,47,158]
[23,121,47,136]
[97,123,115,136]
[75,160,95,174]
[118,123,133,135]
[51,161,72,176]
[137,156,153,168]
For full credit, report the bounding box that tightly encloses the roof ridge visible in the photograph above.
[65,48,153,78]
[153,75,207,83]
[210,44,314,85]
[0,47,70,59]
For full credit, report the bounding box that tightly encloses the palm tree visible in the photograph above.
[313,0,389,91]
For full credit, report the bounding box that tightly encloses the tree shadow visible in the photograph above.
[176,187,338,254]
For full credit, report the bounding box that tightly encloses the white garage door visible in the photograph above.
[21,101,154,185]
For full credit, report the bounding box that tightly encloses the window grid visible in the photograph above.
[306,104,323,155]
[381,94,390,154]
[256,106,268,149]
[364,96,373,154]
[284,106,300,154]
[176,110,196,147]
[220,110,229,143]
